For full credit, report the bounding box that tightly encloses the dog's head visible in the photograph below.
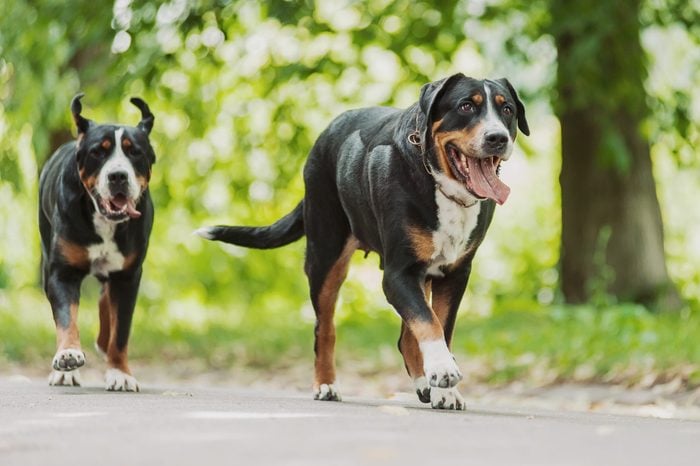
[420,74,529,205]
[71,94,156,222]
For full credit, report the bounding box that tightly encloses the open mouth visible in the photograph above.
[446,145,510,205]
[99,193,141,220]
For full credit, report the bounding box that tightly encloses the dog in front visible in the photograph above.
[197,73,529,409]
[39,94,156,391]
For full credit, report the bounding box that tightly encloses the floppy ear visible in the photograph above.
[419,73,465,119]
[130,97,154,135]
[419,73,465,144]
[496,78,530,136]
[71,93,91,136]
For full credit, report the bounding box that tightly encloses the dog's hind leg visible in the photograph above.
[304,206,357,401]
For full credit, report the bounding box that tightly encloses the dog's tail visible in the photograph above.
[195,201,304,249]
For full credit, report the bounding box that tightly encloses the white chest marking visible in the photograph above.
[427,185,481,277]
[88,214,125,276]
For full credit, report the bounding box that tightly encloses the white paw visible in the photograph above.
[48,369,82,386]
[105,368,140,392]
[52,349,86,371]
[420,340,462,388]
[430,387,466,410]
[314,383,342,401]
[414,376,431,403]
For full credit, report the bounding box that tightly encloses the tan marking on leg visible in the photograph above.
[398,279,434,378]
[432,285,453,349]
[406,225,434,262]
[105,294,130,374]
[96,283,111,357]
[408,318,444,343]
[56,303,81,351]
[314,237,359,387]
[122,252,139,272]
[79,169,97,193]
[57,238,89,270]
[399,321,423,378]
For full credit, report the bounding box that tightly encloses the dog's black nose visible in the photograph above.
[108,171,128,185]
[485,132,509,150]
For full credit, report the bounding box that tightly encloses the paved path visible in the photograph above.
[1,376,698,466]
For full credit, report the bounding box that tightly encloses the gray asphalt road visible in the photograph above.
[1,376,698,466]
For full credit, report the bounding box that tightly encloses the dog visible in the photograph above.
[196,73,529,409]
[39,94,156,391]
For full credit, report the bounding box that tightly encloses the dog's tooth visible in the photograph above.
[460,154,468,172]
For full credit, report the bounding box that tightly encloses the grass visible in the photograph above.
[2,287,699,389]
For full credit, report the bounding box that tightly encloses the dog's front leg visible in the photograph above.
[46,268,86,386]
[101,269,142,392]
[383,268,463,391]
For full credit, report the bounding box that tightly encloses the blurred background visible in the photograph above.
[0,0,698,392]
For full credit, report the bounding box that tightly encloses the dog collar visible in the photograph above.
[436,184,479,209]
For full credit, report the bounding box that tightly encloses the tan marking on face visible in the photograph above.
[136,174,149,190]
[101,139,111,150]
[432,123,483,181]
[471,94,483,105]
[56,303,81,351]
[57,238,89,270]
[314,237,359,386]
[495,94,505,106]
[122,138,132,149]
[79,168,97,192]
[407,225,434,263]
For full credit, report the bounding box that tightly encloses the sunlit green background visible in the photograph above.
[1,0,698,387]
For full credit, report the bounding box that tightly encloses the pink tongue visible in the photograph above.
[110,196,141,219]
[466,157,510,205]
[125,199,141,219]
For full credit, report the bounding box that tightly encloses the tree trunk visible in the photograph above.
[552,0,681,309]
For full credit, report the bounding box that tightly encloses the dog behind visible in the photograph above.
[39,94,156,391]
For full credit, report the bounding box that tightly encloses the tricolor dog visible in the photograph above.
[197,73,529,409]
[39,94,156,391]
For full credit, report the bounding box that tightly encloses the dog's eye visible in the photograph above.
[502,105,513,116]
[458,102,474,113]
